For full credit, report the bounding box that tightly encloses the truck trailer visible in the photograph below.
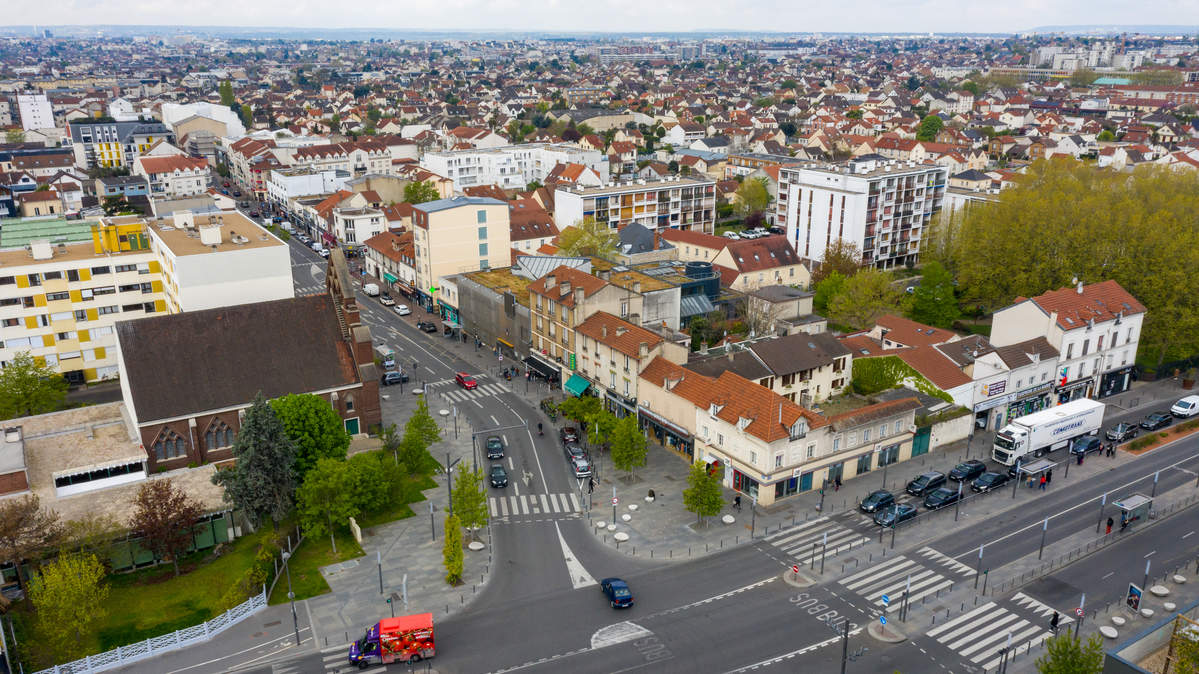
[992,399,1105,466]
[348,613,435,668]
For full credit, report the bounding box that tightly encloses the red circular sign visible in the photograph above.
[611,497,619,505]
[792,564,800,574]
[1075,607,1085,617]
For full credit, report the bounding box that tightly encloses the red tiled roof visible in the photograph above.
[659,228,728,250]
[874,314,957,348]
[138,155,208,174]
[527,265,607,307]
[576,311,663,358]
[1021,280,1146,330]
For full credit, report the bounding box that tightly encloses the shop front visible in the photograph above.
[605,390,637,418]
[973,379,1012,432]
[1098,366,1135,398]
[1056,376,1094,403]
[1003,382,1054,424]
[638,406,692,460]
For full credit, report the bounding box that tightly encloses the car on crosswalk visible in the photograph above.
[923,487,960,510]
[455,372,478,390]
[489,464,508,488]
[971,471,1010,493]
[859,490,895,513]
[873,503,917,527]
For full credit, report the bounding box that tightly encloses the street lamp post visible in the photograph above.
[446,453,461,516]
[281,551,300,646]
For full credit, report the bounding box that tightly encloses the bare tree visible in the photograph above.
[0,495,63,592]
[128,479,203,576]
[742,295,786,337]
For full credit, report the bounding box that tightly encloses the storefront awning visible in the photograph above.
[565,374,591,397]
[638,406,692,439]
[525,356,558,379]
[382,272,398,283]
[497,338,514,348]
[442,320,460,329]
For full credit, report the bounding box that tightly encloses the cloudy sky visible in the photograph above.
[17,0,1199,33]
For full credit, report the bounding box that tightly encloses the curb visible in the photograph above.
[866,621,908,643]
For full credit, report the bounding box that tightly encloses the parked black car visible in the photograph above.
[1070,436,1103,456]
[923,487,961,510]
[874,503,917,527]
[416,321,438,333]
[1105,422,1139,443]
[859,490,895,513]
[948,460,987,482]
[906,471,946,497]
[971,471,1010,493]
[1141,412,1172,431]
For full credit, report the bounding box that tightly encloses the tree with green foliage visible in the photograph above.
[219,80,236,107]
[827,268,908,330]
[949,160,1199,370]
[812,238,862,284]
[128,479,202,577]
[960,81,981,96]
[526,180,543,192]
[682,462,724,526]
[347,451,391,513]
[1035,632,1103,674]
[916,114,945,141]
[270,393,351,477]
[813,272,847,315]
[451,466,488,542]
[907,261,960,328]
[405,394,442,450]
[6,129,26,144]
[1069,69,1099,87]
[381,422,402,465]
[586,409,618,451]
[0,494,62,593]
[906,75,921,90]
[0,351,69,420]
[211,394,298,530]
[734,177,772,219]
[403,180,440,205]
[609,415,647,481]
[296,457,357,554]
[557,216,618,258]
[1170,616,1199,673]
[240,104,253,129]
[442,514,464,585]
[558,394,602,426]
[29,553,109,662]
[1097,129,1115,141]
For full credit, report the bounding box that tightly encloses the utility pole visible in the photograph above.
[840,616,850,674]
[446,453,461,516]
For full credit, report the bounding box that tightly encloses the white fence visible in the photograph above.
[33,586,267,674]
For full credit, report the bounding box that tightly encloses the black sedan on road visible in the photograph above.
[971,471,1010,493]
[489,464,508,488]
[859,490,895,513]
[416,321,438,333]
[485,435,504,459]
[1106,422,1139,442]
[1141,412,1173,431]
[923,487,961,510]
[874,503,917,527]
[948,459,987,482]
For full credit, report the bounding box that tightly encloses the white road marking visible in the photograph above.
[555,521,597,589]
[590,621,653,649]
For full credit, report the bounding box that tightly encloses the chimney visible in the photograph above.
[575,287,585,304]
[633,281,642,294]
[545,274,556,289]
[1076,281,1084,294]
[726,349,734,362]
[561,280,572,295]
[639,341,649,359]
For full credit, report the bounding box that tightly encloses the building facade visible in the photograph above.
[69,119,174,169]
[422,143,609,191]
[554,176,717,234]
[411,196,512,321]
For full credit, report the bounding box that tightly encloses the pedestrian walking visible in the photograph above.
[1050,611,1060,634]
[1106,516,1114,535]
[1046,468,1052,485]
[1039,475,1047,491]
[734,495,742,511]
[834,476,842,491]
[1077,452,1084,466]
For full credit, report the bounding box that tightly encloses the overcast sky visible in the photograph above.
[19,0,1199,34]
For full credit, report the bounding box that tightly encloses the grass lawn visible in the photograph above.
[714,222,744,236]
[269,528,363,605]
[93,528,278,651]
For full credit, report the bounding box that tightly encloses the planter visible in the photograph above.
[1183,378,1195,390]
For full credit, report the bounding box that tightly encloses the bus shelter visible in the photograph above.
[1012,458,1057,498]
[1113,493,1153,531]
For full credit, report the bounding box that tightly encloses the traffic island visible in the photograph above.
[867,620,907,643]
[782,567,817,588]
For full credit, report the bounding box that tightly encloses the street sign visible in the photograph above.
[1074,607,1085,618]
[880,616,887,626]
[792,564,800,574]
[612,497,619,505]
[881,594,891,605]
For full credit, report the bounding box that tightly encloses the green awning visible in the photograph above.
[565,374,591,397]
[382,272,398,283]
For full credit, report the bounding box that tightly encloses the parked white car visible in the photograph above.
[1171,395,1199,418]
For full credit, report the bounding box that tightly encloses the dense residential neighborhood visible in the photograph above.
[1,23,1199,674]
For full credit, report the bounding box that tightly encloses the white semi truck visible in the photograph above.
[992,399,1105,466]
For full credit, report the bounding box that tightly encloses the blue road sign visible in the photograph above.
[881,594,890,605]
[880,615,887,625]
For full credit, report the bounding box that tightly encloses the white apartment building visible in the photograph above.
[265,168,349,208]
[554,176,716,234]
[17,93,54,131]
[331,207,386,246]
[133,155,212,198]
[775,156,947,269]
[421,143,609,191]
[989,280,1145,403]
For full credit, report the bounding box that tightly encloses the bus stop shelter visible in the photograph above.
[1012,458,1057,498]
[1113,493,1153,531]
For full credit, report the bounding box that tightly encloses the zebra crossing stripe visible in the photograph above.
[891,578,954,611]
[788,530,867,561]
[979,629,1053,670]
[509,495,519,515]
[972,624,1043,664]
[925,597,992,633]
[1012,592,1074,622]
[840,556,916,590]
[570,493,581,511]
[859,569,935,600]
[549,494,560,513]
[918,546,978,577]
[489,499,498,518]
[489,493,582,517]
[954,614,1025,655]
[774,522,850,551]
[540,494,550,512]
[765,516,830,542]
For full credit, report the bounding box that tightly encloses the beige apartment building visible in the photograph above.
[411,196,511,322]
[526,265,644,388]
[574,310,688,415]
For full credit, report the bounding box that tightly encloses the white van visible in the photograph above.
[1171,395,1199,418]
[363,283,380,297]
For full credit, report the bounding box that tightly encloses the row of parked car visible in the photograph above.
[860,459,1011,527]
[558,427,594,479]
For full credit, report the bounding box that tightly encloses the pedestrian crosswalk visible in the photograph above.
[294,647,386,674]
[838,554,956,613]
[926,593,1072,671]
[426,380,511,403]
[917,546,978,577]
[490,492,582,519]
[764,516,870,565]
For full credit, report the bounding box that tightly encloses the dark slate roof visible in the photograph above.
[618,222,662,255]
[685,350,772,381]
[116,295,359,423]
[749,332,851,375]
[992,336,1059,369]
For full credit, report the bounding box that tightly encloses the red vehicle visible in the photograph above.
[222,181,231,187]
[455,372,477,390]
[348,613,435,668]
